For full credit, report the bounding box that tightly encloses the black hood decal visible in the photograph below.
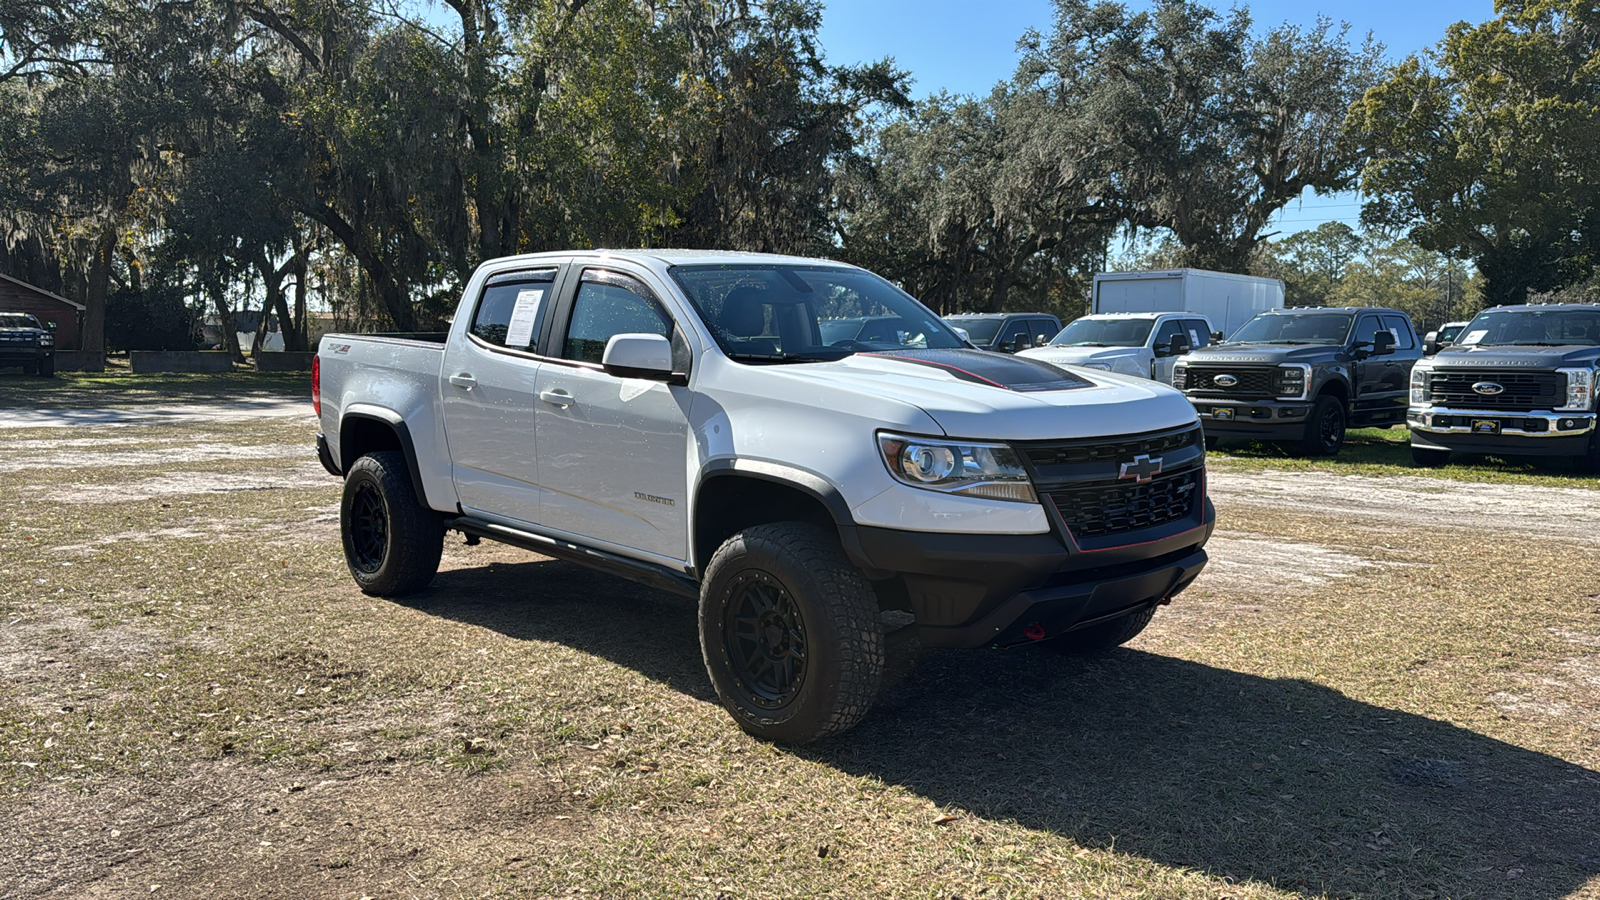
[863,349,1094,392]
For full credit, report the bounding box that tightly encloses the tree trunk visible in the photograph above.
[81,233,115,354]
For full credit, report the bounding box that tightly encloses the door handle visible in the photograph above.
[539,389,574,408]
[448,373,477,390]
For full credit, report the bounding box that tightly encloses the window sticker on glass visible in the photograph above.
[504,288,545,348]
[1188,329,1199,345]
[1462,329,1488,345]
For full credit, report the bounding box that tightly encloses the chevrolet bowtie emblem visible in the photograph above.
[1119,454,1163,483]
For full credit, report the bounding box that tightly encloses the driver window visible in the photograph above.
[1153,319,1183,348]
[1353,316,1382,346]
[563,272,672,364]
[1000,319,1030,346]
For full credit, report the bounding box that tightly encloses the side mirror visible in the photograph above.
[1166,332,1191,357]
[1423,331,1439,355]
[1010,335,1032,353]
[46,321,57,332]
[1373,331,1396,356]
[602,333,677,381]
[1211,330,1225,343]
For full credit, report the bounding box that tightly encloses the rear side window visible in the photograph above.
[563,271,673,364]
[1031,318,1059,343]
[470,269,557,350]
[1183,319,1211,347]
[1381,314,1416,349]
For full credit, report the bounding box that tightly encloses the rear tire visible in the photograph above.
[1044,606,1155,655]
[699,522,884,744]
[1299,395,1346,456]
[339,451,443,596]
[1411,445,1450,468]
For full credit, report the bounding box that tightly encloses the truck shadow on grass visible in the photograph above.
[417,558,1600,900]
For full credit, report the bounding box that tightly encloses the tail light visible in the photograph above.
[311,355,321,416]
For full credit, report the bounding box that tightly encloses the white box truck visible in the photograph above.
[1092,269,1284,339]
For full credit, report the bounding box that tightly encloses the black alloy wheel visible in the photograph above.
[722,570,809,709]
[1300,395,1347,456]
[347,479,389,575]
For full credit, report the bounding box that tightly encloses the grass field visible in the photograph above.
[2,372,1597,898]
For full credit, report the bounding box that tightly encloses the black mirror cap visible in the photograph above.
[46,321,58,331]
[1210,330,1225,343]
[1168,333,1191,356]
[1373,331,1397,354]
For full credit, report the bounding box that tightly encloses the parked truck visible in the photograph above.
[1172,306,1422,455]
[1092,269,1284,339]
[1409,303,1600,470]
[1017,311,1218,383]
[314,250,1215,743]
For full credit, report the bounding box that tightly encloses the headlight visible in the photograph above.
[1171,362,1188,390]
[1271,364,1309,399]
[1410,364,1431,406]
[877,433,1037,503]
[1557,367,1594,411]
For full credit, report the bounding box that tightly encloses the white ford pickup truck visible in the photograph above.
[314,250,1213,743]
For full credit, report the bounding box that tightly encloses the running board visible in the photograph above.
[445,516,699,599]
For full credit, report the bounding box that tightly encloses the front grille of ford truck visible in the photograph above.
[1428,370,1562,410]
[1180,366,1274,395]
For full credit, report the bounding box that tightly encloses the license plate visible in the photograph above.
[1214,408,1234,421]
[1471,418,1500,434]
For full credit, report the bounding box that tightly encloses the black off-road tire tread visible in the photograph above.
[699,522,884,744]
[1045,605,1156,655]
[341,451,443,597]
[1299,394,1346,457]
[1411,445,1450,468]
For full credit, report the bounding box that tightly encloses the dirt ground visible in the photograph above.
[2,396,1598,899]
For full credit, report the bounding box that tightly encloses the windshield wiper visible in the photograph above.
[724,350,840,363]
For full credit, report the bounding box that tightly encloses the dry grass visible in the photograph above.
[2,373,1598,899]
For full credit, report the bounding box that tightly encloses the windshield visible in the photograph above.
[1229,313,1353,345]
[943,317,1003,344]
[671,264,966,362]
[1049,318,1154,348]
[1457,308,1600,347]
[0,313,41,329]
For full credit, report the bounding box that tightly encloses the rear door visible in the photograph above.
[532,267,693,563]
[439,265,563,524]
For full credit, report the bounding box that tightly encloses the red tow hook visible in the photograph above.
[1023,622,1047,641]
[1158,594,1175,606]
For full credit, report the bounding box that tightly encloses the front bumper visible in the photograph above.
[1407,407,1595,456]
[1189,397,1310,438]
[0,346,47,364]
[845,499,1213,649]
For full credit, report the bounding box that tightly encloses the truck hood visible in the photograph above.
[1429,344,1600,369]
[770,348,1197,441]
[1017,346,1143,366]
[1183,344,1340,366]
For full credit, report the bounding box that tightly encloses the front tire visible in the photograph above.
[699,522,884,744]
[1299,395,1347,456]
[37,355,53,377]
[1575,435,1600,474]
[339,451,443,596]
[1045,606,1155,654]
[1411,445,1450,468]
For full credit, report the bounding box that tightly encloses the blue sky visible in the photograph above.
[819,0,1496,241]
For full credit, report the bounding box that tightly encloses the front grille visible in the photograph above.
[1022,426,1199,467]
[1428,370,1563,410]
[1046,467,1200,539]
[1182,366,1274,395]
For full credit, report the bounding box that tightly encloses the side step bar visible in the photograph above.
[445,516,699,599]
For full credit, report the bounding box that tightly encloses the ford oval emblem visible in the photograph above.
[1472,381,1505,396]
[1213,374,1239,387]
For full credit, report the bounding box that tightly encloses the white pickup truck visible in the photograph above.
[314,250,1213,743]
[1017,312,1219,383]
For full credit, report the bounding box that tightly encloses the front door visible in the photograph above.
[533,268,692,563]
[439,266,560,524]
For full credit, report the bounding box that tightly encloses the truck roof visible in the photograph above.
[1075,311,1199,321]
[480,248,859,269]
[1479,303,1600,313]
[1254,306,1409,316]
[944,312,1057,319]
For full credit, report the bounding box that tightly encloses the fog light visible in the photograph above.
[1560,418,1579,430]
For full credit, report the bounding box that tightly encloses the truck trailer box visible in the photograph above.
[1092,269,1284,338]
